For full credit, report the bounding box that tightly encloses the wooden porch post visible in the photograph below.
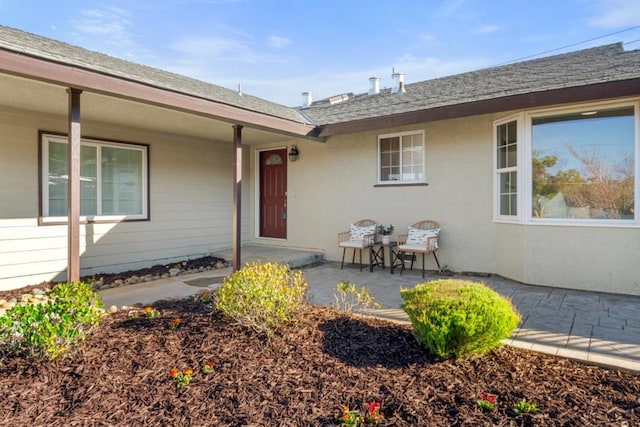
[232,125,243,272]
[67,88,82,282]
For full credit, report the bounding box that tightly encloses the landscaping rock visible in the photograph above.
[107,305,118,314]
[169,268,181,277]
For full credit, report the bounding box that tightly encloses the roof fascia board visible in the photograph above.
[0,48,322,141]
[317,78,640,137]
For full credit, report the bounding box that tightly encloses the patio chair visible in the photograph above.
[397,220,442,277]
[338,219,377,271]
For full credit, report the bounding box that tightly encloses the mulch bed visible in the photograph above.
[0,299,638,426]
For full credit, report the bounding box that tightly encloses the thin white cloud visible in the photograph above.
[169,34,289,63]
[436,0,466,18]
[419,33,436,43]
[266,35,291,48]
[473,24,502,35]
[180,0,242,4]
[74,7,133,44]
[587,0,640,28]
[71,6,150,59]
[171,36,247,58]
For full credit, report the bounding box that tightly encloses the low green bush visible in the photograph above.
[400,279,521,359]
[0,281,104,360]
[214,261,307,336]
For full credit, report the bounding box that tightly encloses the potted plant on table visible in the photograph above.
[377,224,394,244]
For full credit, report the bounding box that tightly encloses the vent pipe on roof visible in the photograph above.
[368,76,380,95]
[391,72,406,94]
[301,91,312,108]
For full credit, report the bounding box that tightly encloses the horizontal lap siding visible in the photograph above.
[0,107,244,290]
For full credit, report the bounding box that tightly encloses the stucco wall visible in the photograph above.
[253,111,640,296]
[0,105,248,290]
[252,115,498,273]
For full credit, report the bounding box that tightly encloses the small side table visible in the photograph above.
[369,240,398,273]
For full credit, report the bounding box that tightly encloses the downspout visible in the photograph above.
[232,125,243,271]
[67,88,82,282]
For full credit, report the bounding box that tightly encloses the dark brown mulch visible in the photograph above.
[0,300,638,426]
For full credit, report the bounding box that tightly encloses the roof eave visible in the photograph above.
[0,48,321,140]
[316,78,640,137]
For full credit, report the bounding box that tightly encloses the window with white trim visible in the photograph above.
[41,133,148,222]
[495,119,519,218]
[494,102,639,225]
[378,130,425,183]
[530,106,635,221]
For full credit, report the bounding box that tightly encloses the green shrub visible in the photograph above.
[214,261,307,335]
[333,281,381,313]
[0,281,104,360]
[400,279,521,359]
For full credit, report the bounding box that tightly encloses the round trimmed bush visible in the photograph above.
[214,261,308,336]
[400,279,521,359]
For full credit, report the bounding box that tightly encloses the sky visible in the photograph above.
[1,0,640,107]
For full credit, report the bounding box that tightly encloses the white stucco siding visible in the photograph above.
[262,111,640,296]
[518,225,638,295]
[254,115,499,274]
[0,106,244,290]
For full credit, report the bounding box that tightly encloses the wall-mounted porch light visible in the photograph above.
[288,145,299,162]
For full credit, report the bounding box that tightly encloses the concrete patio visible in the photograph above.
[99,245,640,372]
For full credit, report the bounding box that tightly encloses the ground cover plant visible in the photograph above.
[0,281,103,360]
[0,295,638,426]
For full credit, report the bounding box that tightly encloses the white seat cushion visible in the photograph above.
[340,239,369,249]
[398,243,429,252]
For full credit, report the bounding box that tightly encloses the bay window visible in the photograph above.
[495,118,519,218]
[494,102,638,225]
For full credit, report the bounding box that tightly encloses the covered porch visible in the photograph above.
[0,31,319,290]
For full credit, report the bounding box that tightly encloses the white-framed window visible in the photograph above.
[377,130,425,184]
[494,116,521,220]
[40,133,148,223]
[494,101,639,226]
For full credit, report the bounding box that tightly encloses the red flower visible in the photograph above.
[207,361,214,367]
[169,368,178,378]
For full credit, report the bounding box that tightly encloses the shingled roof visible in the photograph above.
[0,25,311,125]
[1,24,639,135]
[302,43,640,126]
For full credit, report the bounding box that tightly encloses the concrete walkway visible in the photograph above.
[99,245,640,372]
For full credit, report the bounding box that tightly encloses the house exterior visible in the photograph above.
[1,25,640,295]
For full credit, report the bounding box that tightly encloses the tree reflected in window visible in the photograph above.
[532,107,635,220]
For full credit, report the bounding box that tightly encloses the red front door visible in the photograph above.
[260,149,287,238]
